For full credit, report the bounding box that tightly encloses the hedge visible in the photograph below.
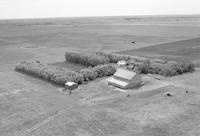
[95,52,167,64]
[15,61,116,86]
[65,51,168,67]
[65,51,110,67]
[15,61,84,85]
[64,51,194,77]
[135,60,195,77]
[91,64,116,78]
[95,52,131,63]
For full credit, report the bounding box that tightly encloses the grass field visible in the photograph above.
[120,37,200,66]
[1,15,200,136]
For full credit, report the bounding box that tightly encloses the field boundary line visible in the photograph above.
[21,106,73,136]
[86,115,105,136]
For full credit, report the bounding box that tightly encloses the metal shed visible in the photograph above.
[108,68,142,89]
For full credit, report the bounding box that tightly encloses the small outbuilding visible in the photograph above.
[65,82,78,90]
[117,60,127,67]
[108,68,142,89]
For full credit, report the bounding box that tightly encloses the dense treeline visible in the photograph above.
[95,52,131,63]
[65,51,109,67]
[80,64,116,81]
[128,60,195,77]
[95,52,167,64]
[94,52,195,76]
[65,51,167,66]
[15,61,116,86]
[15,50,195,88]
[65,51,195,77]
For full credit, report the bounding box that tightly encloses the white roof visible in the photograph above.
[65,82,77,86]
[108,77,128,87]
[114,69,136,80]
[117,60,126,65]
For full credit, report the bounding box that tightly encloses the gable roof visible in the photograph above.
[108,77,129,87]
[114,69,136,80]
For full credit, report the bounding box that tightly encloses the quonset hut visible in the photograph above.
[108,68,142,89]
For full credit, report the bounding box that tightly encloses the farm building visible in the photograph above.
[108,68,142,89]
[117,60,127,67]
[65,82,78,90]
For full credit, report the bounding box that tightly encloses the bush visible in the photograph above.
[65,51,110,67]
[160,64,177,77]
[136,60,151,74]
[179,61,195,73]
[15,61,116,86]
[80,69,97,81]
[150,63,163,74]
[132,60,195,77]
[80,64,116,81]
[95,52,131,63]
[96,52,166,64]
[91,64,116,78]
[159,61,194,76]
[15,61,84,85]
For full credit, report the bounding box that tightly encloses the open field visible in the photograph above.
[1,15,200,136]
[31,84,200,136]
[1,69,200,136]
[1,15,200,51]
[120,37,200,66]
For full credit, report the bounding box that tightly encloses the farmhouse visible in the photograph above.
[108,68,142,89]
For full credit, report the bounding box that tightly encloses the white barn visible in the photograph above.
[108,68,142,89]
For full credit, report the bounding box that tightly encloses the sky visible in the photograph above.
[0,0,200,19]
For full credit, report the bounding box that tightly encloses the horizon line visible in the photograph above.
[1,13,200,21]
